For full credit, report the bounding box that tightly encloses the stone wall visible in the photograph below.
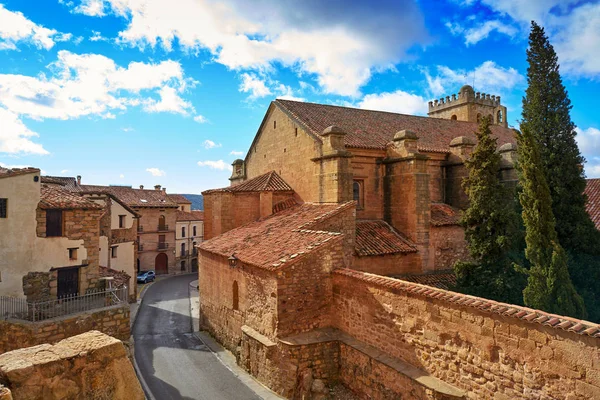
[352,150,385,220]
[430,225,468,271]
[0,305,130,354]
[0,330,143,400]
[353,252,422,276]
[137,206,177,273]
[332,269,600,400]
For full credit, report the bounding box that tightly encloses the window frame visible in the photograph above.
[118,215,126,228]
[111,246,118,258]
[0,198,7,218]
[68,247,78,261]
[46,209,63,237]
[353,180,365,210]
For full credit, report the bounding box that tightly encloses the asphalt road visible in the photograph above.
[133,274,261,400]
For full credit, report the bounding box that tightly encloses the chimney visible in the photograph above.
[139,185,144,190]
[162,187,167,193]
[76,175,81,185]
[154,185,161,191]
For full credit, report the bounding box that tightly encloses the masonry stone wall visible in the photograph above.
[0,305,130,355]
[0,330,143,400]
[353,252,422,276]
[332,270,600,400]
[430,225,469,271]
[352,151,385,220]
[137,206,177,273]
[445,163,469,210]
[309,206,356,269]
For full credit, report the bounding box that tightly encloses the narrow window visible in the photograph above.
[451,115,457,120]
[273,120,276,129]
[193,226,197,236]
[0,198,6,218]
[118,215,126,228]
[232,281,239,311]
[158,215,166,230]
[497,110,503,123]
[353,181,364,209]
[181,243,186,256]
[476,113,481,123]
[46,209,63,237]
[181,260,186,271]
[182,226,186,237]
[111,246,118,258]
[295,127,298,137]
[68,248,78,260]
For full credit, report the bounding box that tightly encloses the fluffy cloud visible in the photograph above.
[0,107,48,155]
[74,0,106,16]
[193,115,208,123]
[0,5,67,50]
[239,73,271,100]
[65,0,428,96]
[146,168,166,177]
[143,86,194,115]
[203,140,221,149]
[197,160,233,171]
[358,90,428,116]
[425,61,524,97]
[230,150,244,156]
[465,20,517,45]
[576,126,600,178]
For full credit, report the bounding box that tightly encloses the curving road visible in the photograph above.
[133,274,260,400]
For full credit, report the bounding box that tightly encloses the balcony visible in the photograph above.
[137,225,144,232]
[180,250,188,257]
[157,242,169,251]
[157,224,169,232]
[138,244,144,252]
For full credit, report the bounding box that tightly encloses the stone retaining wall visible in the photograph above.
[0,304,130,354]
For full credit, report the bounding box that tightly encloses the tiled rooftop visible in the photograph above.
[176,210,205,221]
[0,167,40,179]
[39,185,103,210]
[334,269,600,338]
[41,176,78,189]
[78,185,179,208]
[394,270,457,290]
[585,178,600,230]
[275,99,516,152]
[168,194,192,204]
[430,203,461,226]
[355,220,417,256]
[203,171,293,194]
[200,202,354,270]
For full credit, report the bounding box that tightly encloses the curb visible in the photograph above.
[130,279,155,400]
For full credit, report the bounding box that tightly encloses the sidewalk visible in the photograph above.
[188,280,284,400]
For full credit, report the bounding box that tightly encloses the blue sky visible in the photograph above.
[1,0,600,193]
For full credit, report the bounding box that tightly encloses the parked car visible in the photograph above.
[137,270,156,283]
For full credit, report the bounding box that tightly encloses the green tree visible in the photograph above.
[454,116,525,304]
[522,21,600,320]
[515,123,586,318]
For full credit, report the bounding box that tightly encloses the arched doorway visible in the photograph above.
[155,253,168,274]
[158,215,166,231]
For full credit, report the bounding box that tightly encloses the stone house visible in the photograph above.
[174,208,204,273]
[0,167,105,300]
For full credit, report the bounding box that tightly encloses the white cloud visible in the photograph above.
[197,160,232,171]
[65,0,428,96]
[119,173,125,179]
[193,115,208,123]
[0,4,67,50]
[239,73,271,100]
[358,90,428,116]
[146,167,166,177]
[122,127,134,132]
[89,30,109,42]
[576,127,600,178]
[463,20,518,46]
[0,107,48,155]
[74,0,105,16]
[230,150,244,156]
[203,140,221,149]
[425,61,525,97]
[144,86,194,115]
[61,169,69,173]
[275,84,305,102]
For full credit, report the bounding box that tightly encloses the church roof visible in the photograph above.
[275,99,516,153]
[585,178,600,230]
[203,171,293,194]
[430,203,461,227]
[355,220,417,256]
[199,202,354,270]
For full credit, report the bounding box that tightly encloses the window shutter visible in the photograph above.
[46,209,63,236]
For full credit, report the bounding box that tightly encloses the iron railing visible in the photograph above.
[158,242,169,250]
[138,244,144,251]
[0,287,128,322]
[180,250,188,257]
[157,224,169,231]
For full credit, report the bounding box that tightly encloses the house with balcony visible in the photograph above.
[174,208,204,273]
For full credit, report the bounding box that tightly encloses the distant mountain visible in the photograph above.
[181,194,204,210]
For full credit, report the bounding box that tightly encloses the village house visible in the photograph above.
[197,90,600,399]
[171,196,204,273]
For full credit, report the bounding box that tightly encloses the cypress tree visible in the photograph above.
[454,116,525,304]
[516,123,586,318]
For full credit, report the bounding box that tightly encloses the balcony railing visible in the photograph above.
[157,242,169,250]
[138,244,144,252]
[137,226,144,232]
[192,249,198,256]
[0,287,128,322]
[157,224,169,231]
[180,250,188,257]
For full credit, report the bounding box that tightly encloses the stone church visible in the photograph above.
[197,87,600,399]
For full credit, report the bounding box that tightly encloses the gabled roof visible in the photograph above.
[200,202,354,270]
[203,171,293,194]
[168,194,192,204]
[78,185,178,208]
[275,99,516,153]
[177,210,204,222]
[41,176,78,189]
[39,185,103,210]
[355,220,417,256]
[585,178,600,230]
[430,203,461,227]
[0,167,40,179]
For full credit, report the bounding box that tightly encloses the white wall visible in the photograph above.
[110,241,135,297]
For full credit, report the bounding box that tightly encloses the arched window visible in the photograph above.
[488,114,493,123]
[182,226,186,237]
[353,181,363,209]
[193,226,197,236]
[497,110,503,123]
[476,113,481,123]
[451,115,457,120]
[181,242,185,256]
[232,281,239,311]
[158,215,166,230]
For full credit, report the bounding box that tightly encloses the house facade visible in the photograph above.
[175,209,204,273]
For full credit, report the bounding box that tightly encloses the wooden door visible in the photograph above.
[155,253,168,275]
[57,267,79,298]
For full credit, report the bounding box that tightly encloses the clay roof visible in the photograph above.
[177,210,205,221]
[39,185,103,210]
[168,194,192,204]
[430,203,461,226]
[0,167,40,179]
[334,269,600,338]
[355,220,417,256]
[585,178,600,230]
[199,202,354,270]
[275,99,516,153]
[394,270,457,290]
[41,176,78,189]
[78,185,178,208]
[203,171,293,194]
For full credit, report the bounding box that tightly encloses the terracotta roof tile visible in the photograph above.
[39,185,103,210]
[394,270,457,290]
[200,202,354,270]
[585,178,600,230]
[275,99,516,151]
[177,210,204,221]
[78,185,178,208]
[203,171,293,194]
[99,266,131,289]
[41,176,78,189]
[0,167,40,179]
[430,203,461,226]
[168,194,192,204]
[334,269,600,338]
[355,220,417,256]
